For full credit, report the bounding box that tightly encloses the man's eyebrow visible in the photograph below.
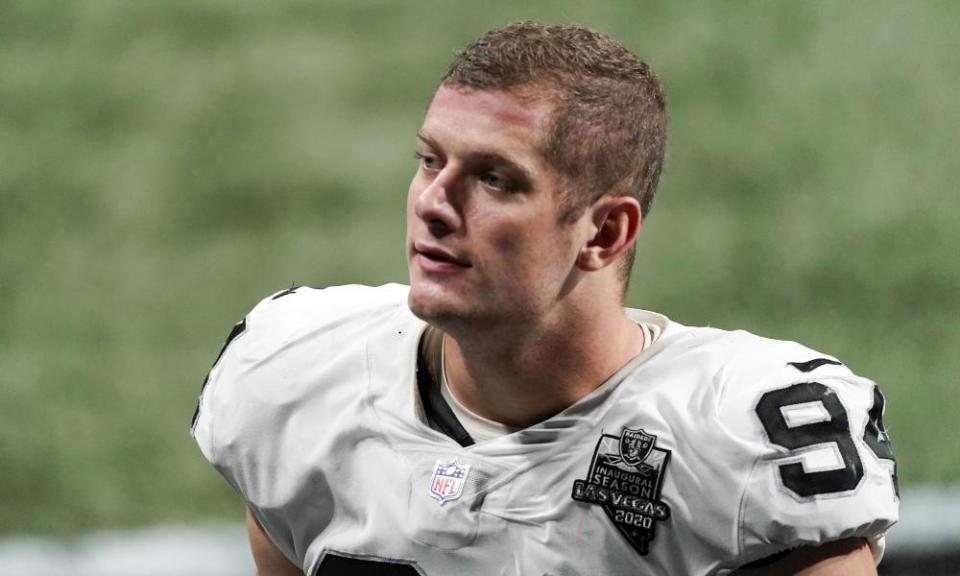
[473,151,528,171]
[416,130,439,149]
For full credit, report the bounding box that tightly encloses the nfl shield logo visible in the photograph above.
[429,458,471,504]
[619,428,656,467]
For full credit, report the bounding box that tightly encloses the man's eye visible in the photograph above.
[414,151,439,170]
[480,172,510,191]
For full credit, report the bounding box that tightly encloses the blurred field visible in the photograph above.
[1,1,957,536]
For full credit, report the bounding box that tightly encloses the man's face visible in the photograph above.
[406,85,591,330]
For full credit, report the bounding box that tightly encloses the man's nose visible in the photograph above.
[414,169,463,237]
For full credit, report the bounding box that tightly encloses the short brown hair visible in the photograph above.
[440,22,667,283]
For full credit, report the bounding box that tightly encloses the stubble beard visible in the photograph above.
[408,286,475,334]
[409,284,549,345]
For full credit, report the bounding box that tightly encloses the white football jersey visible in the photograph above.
[191,284,898,576]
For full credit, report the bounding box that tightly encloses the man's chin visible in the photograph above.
[408,291,450,322]
[408,286,467,327]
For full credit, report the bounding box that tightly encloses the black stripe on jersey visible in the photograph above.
[270,284,300,300]
[211,319,247,367]
[739,548,792,569]
[190,318,248,431]
[316,552,423,575]
[787,358,842,372]
[416,333,475,447]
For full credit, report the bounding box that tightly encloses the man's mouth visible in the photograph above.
[413,242,471,269]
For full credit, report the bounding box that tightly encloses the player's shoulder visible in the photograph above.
[674,324,899,561]
[656,318,867,400]
[190,283,411,433]
[236,283,409,352]
[246,282,409,329]
[669,323,885,450]
[705,327,877,414]
[191,283,413,466]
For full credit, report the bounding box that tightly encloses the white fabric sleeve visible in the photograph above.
[715,339,899,566]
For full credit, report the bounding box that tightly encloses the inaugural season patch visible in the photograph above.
[572,428,671,556]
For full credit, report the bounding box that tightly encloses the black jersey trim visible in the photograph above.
[190,318,247,431]
[315,551,425,575]
[740,548,792,569]
[416,332,475,447]
[270,284,300,300]
[787,358,842,372]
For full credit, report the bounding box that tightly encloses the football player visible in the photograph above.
[192,22,898,575]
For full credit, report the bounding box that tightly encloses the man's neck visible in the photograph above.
[440,305,645,429]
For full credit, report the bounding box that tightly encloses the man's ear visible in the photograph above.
[577,196,642,272]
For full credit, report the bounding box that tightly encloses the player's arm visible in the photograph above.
[733,537,876,576]
[247,508,303,576]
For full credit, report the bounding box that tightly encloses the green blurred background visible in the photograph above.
[1,1,957,536]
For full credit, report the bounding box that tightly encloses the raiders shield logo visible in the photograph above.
[572,427,671,556]
[618,428,656,466]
